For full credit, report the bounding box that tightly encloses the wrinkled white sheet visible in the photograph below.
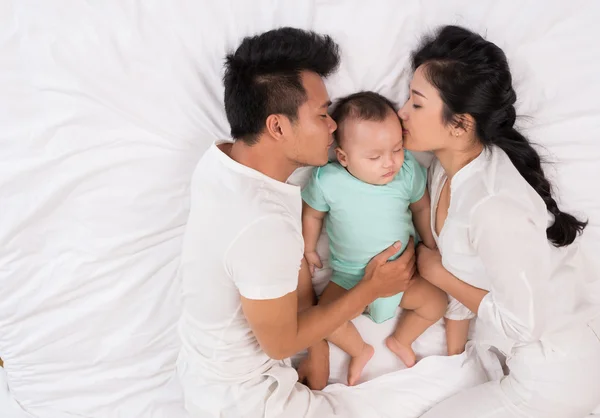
[1,0,599,417]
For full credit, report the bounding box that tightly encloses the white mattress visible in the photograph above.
[1,1,599,417]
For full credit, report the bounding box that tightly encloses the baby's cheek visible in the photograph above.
[397,154,405,168]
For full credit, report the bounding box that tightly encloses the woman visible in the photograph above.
[398,25,600,418]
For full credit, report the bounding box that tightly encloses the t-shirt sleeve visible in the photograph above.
[225,216,304,300]
[405,151,427,203]
[301,166,330,212]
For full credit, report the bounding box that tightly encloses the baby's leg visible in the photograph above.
[386,276,447,367]
[445,318,470,355]
[319,281,374,386]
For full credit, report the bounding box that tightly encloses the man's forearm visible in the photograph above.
[246,242,409,361]
[283,281,375,357]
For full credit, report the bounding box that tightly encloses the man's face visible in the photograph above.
[282,71,337,167]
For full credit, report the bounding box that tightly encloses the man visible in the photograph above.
[177,27,416,418]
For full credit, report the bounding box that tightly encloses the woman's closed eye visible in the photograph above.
[407,92,422,109]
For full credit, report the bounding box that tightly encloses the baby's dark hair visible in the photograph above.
[330,91,398,145]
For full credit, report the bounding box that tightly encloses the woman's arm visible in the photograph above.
[417,245,487,313]
[419,196,550,343]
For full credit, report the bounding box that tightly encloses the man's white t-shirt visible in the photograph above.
[178,140,304,384]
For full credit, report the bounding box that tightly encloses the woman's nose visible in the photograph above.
[397,103,408,120]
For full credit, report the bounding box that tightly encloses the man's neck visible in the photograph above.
[434,142,484,181]
[227,138,297,183]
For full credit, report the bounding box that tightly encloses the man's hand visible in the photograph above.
[297,340,330,390]
[304,251,323,276]
[361,238,416,298]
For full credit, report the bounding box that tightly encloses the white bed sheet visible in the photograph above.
[1,0,599,417]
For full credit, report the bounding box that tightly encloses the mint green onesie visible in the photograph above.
[301,151,427,323]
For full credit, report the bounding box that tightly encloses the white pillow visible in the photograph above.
[0,1,314,417]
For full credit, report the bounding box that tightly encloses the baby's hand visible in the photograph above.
[304,251,323,276]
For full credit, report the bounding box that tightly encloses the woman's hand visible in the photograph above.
[416,244,445,287]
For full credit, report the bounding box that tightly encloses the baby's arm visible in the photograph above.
[409,189,436,249]
[302,202,327,275]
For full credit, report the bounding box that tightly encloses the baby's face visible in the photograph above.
[335,113,405,185]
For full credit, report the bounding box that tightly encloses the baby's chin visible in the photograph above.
[377,175,396,185]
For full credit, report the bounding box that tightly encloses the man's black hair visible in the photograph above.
[223,27,340,145]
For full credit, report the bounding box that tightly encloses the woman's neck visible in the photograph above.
[434,142,484,181]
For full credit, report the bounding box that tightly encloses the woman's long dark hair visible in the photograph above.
[412,25,586,247]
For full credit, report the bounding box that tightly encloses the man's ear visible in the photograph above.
[335,147,348,167]
[265,114,291,141]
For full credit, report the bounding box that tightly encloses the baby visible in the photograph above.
[302,92,469,386]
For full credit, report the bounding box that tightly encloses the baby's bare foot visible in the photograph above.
[386,336,416,368]
[347,343,374,386]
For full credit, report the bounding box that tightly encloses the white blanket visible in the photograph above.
[1,1,599,417]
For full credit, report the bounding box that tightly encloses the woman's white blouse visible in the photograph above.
[428,146,599,354]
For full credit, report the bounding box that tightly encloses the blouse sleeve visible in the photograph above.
[470,195,551,343]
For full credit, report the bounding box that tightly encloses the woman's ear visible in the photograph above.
[451,114,474,137]
[335,147,348,167]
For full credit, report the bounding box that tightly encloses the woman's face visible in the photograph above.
[398,65,454,152]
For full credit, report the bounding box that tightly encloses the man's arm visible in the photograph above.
[296,248,330,389]
[241,240,414,360]
[297,256,316,311]
[241,282,370,360]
